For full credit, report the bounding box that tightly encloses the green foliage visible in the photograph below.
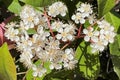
[44,69,73,80]
[0,43,17,80]
[27,28,37,34]
[75,41,100,79]
[105,12,120,32]
[110,35,120,56]
[97,0,115,18]
[8,0,22,14]
[19,0,58,7]
[110,35,120,79]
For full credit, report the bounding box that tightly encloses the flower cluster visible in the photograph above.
[4,2,77,78]
[52,21,77,41]
[83,20,116,53]
[48,1,67,17]
[71,3,94,24]
[4,1,116,78]
[20,5,40,30]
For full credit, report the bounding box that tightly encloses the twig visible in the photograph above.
[43,8,55,39]
[61,41,70,50]
[77,24,82,38]
[17,72,26,75]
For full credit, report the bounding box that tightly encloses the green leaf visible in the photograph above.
[111,55,120,79]
[75,41,100,79]
[27,28,37,34]
[110,35,120,56]
[110,35,120,79]
[0,43,17,80]
[84,20,91,28]
[8,0,22,14]
[105,12,120,32]
[19,0,57,7]
[26,60,51,80]
[97,0,115,18]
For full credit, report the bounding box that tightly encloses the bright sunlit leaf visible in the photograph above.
[0,43,17,80]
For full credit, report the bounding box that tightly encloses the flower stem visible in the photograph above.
[44,8,55,39]
[61,41,70,50]
[76,24,82,38]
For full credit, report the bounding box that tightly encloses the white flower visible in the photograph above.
[48,1,67,17]
[97,20,116,43]
[51,21,64,31]
[48,37,60,49]
[38,14,48,29]
[5,22,19,28]
[71,12,85,24]
[90,39,105,53]
[37,26,50,40]
[63,60,78,70]
[49,62,62,70]
[56,23,76,41]
[83,27,99,42]
[88,14,96,24]
[5,27,19,41]
[62,48,74,62]
[77,3,93,17]
[32,65,47,77]
[20,51,33,68]
[16,35,33,52]
[20,5,40,29]
[32,34,46,48]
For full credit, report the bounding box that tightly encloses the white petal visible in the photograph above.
[32,72,38,77]
[71,15,75,20]
[32,65,37,71]
[91,36,98,42]
[99,35,105,40]
[61,12,66,16]
[84,36,90,42]
[68,54,74,60]
[75,20,79,24]
[58,28,63,33]
[65,49,71,54]
[103,40,108,46]
[83,29,88,34]
[109,38,114,43]
[56,34,62,40]
[63,62,68,67]
[62,37,67,41]
[93,31,99,36]
[67,34,73,41]
[80,18,85,24]
[49,64,54,70]
[99,46,104,51]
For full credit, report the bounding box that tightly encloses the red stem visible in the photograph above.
[61,41,70,50]
[43,8,55,39]
[77,24,82,38]
[0,15,15,45]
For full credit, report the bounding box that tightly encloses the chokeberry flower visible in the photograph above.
[48,1,67,17]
